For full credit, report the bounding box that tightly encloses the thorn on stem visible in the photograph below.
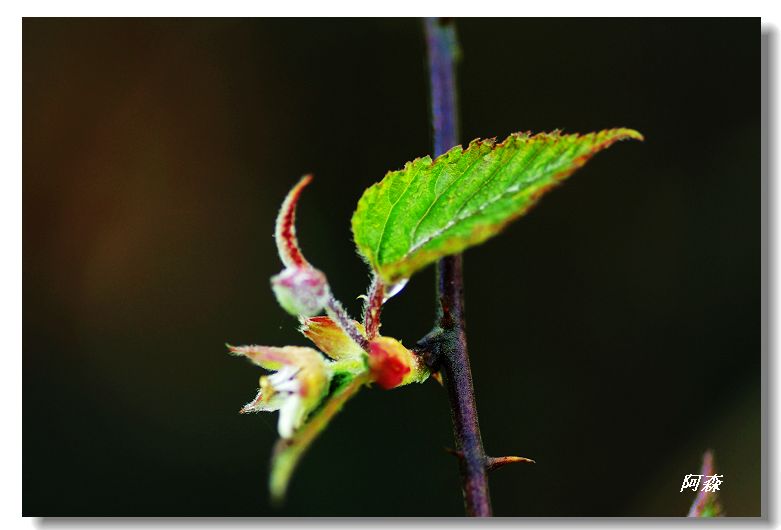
[444,447,463,459]
[444,448,535,472]
[484,455,535,472]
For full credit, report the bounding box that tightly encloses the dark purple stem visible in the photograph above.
[424,17,492,517]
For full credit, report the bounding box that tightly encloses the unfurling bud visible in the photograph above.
[269,175,332,317]
[227,344,332,439]
[300,316,366,360]
[368,336,428,390]
[271,266,329,317]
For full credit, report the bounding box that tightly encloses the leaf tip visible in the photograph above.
[616,127,644,142]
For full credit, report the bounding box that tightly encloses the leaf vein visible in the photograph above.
[373,164,421,263]
[409,145,491,244]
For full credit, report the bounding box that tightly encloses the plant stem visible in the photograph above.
[424,17,492,517]
[326,296,369,352]
[363,275,385,340]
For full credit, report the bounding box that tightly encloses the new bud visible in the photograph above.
[268,175,333,317]
[368,336,428,390]
[271,266,329,317]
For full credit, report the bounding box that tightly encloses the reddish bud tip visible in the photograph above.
[275,175,313,269]
[368,339,411,390]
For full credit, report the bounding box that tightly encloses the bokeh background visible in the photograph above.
[23,18,760,516]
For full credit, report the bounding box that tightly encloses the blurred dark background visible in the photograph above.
[23,18,760,516]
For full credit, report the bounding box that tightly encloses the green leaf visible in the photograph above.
[269,372,369,503]
[351,129,643,284]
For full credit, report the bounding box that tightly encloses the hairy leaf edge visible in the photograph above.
[352,128,643,284]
